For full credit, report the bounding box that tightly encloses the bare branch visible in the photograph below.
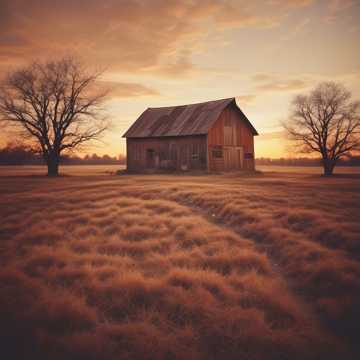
[0,57,111,175]
[282,81,360,175]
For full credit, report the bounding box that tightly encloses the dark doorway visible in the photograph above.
[146,149,156,168]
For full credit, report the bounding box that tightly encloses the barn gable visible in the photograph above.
[122,98,258,138]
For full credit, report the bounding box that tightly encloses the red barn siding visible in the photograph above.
[207,105,255,171]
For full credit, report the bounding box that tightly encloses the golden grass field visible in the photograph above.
[0,166,359,360]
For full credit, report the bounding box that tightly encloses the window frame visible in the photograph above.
[212,145,223,159]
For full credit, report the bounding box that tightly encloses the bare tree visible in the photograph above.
[284,82,360,176]
[0,57,109,176]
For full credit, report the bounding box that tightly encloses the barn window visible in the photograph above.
[244,152,253,159]
[212,146,223,159]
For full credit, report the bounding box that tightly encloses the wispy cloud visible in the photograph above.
[236,95,257,104]
[253,74,274,82]
[0,0,321,78]
[325,0,356,22]
[98,81,160,98]
[253,74,310,92]
[258,130,285,140]
[267,0,314,8]
[213,3,280,29]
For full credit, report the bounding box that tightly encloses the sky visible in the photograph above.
[0,0,360,158]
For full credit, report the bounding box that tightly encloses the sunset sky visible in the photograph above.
[1,0,360,158]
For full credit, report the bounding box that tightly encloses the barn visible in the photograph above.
[123,97,258,172]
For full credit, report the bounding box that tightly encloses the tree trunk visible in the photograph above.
[47,156,59,176]
[323,158,335,176]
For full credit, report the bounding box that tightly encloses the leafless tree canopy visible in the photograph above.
[284,82,360,175]
[0,57,109,175]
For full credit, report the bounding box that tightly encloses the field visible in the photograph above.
[0,166,359,360]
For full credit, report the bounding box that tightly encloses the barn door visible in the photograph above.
[224,147,234,171]
[224,147,243,171]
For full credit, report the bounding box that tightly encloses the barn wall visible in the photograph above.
[207,105,255,171]
[126,136,207,172]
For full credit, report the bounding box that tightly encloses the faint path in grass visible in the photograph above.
[161,193,360,356]
[111,186,331,330]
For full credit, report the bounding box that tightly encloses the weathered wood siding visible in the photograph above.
[126,135,207,172]
[207,104,255,171]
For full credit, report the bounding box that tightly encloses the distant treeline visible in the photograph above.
[256,157,360,166]
[1,143,359,166]
[0,143,126,165]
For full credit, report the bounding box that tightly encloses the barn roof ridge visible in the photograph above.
[146,97,235,110]
[123,97,257,138]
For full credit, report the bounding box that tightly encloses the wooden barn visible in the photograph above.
[123,98,258,172]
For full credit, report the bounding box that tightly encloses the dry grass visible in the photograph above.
[0,168,359,359]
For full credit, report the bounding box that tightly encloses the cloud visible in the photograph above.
[279,18,311,43]
[0,0,214,75]
[213,0,315,29]
[0,33,29,47]
[0,0,318,78]
[257,79,308,91]
[253,74,309,92]
[236,95,257,104]
[213,3,280,29]
[258,131,285,140]
[267,0,314,8]
[141,51,199,78]
[253,74,274,82]
[325,0,356,22]
[98,81,160,98]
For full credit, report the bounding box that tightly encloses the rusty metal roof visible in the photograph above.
[123,97,258,138]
